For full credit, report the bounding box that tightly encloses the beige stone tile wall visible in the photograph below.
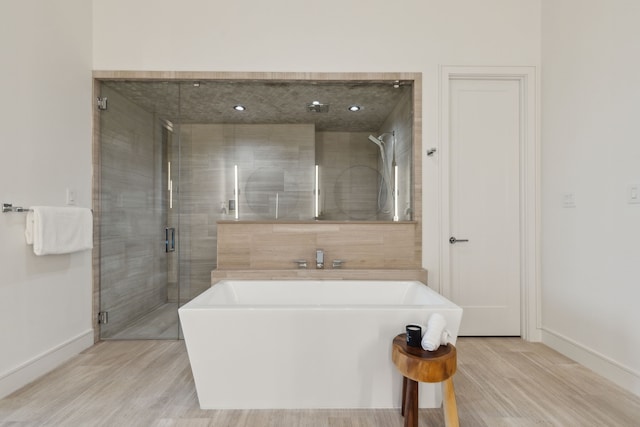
[211,268,428,283]
[217,221,420,270]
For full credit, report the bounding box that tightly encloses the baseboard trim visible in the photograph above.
[0,329,94,399]
[541,327,640,397]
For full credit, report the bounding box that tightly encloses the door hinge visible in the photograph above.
[98,311,109,324]
[97,97,108,111]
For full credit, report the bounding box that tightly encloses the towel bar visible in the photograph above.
[2,203,32,213]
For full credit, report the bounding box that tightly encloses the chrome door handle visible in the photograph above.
[449,236,469,244]
[165,227,176,252]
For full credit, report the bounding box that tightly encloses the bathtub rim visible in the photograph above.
[179,279,460,310]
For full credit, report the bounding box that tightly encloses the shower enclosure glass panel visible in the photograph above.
[99,82,181,340]
[97,77,414,340]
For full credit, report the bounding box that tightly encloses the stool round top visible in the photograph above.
[392,333,457,383]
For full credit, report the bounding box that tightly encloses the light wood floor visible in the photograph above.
[1,338,639,426]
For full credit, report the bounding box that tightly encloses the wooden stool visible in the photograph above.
[391,333,459,427]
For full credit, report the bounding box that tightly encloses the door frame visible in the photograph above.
[438,66,540,341]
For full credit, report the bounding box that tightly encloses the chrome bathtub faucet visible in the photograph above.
[332,259,344,269]
[294,259,308,269]
[316,249,324,269]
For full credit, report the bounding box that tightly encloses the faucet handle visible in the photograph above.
[315,249,324,269]
[293,259,308,269]
[332,259,345,269]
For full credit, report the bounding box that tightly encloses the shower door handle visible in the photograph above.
[165,227,175,252]
[449,236,469,244]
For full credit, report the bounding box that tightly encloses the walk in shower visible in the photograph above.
[96,77,414,340]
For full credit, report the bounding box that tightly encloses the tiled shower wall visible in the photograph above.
[214,93,416,271]
[99,87,167,337]
[315,132,380,220]
[171,124,397,300]
[100,101,413,309]
[172,123,315,301]
[381,89,413,221]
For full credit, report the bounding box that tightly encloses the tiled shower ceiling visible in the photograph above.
[102,80,411,132]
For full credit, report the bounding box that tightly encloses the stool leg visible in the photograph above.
[401,376,407,416]
[442,378,459,427]
[404,378,418,427]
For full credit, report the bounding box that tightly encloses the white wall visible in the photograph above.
[0,1,93,398]
[541,0,640,394]
[93,0,542,290]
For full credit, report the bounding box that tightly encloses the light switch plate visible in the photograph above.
[66,188,77,205]
[628,185,640,204]
[562,192,576,208]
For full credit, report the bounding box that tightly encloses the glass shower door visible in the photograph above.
[98,81,181,340]
[174,81,223,307]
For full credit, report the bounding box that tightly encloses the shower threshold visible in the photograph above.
[108,303,182,340]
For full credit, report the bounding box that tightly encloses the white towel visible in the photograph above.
[25,211,34,244]
[421,313,450,351]
[25,206,93,256]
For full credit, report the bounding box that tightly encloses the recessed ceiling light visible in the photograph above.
[193,82,201,87]
[233,105,246,111]
[311,101,321,105]
[348,105,361,112]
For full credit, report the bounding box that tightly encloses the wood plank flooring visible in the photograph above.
[0,338,638,426]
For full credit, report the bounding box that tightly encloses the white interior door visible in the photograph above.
[448,78,521,336]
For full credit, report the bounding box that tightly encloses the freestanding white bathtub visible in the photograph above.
[179,280,463,409]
